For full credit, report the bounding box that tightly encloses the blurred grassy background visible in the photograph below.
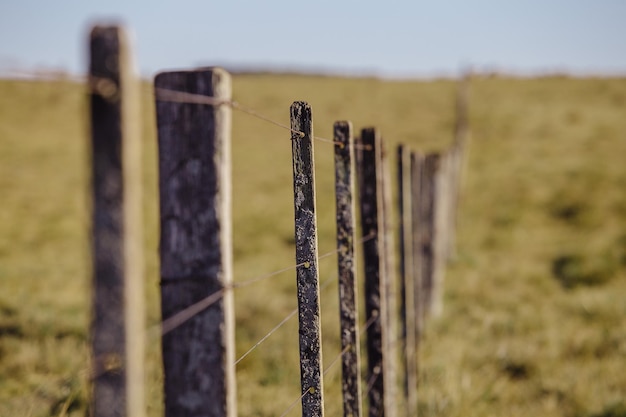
[0,74,624,417]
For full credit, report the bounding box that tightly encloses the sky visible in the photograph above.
[1,1,625,79]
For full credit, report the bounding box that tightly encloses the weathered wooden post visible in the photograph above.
[380,144,398,417]
[357,127,393,417]
[334,121,362,417]
[421,153,445,318]
[155,68,236,417]
[397,145,417,416]
[446,73,471,260]
[438,152,452,262]
[410,152,425,339]
[89,25,144,417]
[291,101,324,417]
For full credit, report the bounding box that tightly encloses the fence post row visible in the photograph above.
[87,21,468,415]
[89,25,145,417]
[333,121,363,417]
[397,145,417,416]
[290,101,325,417]
[154,68,236,417]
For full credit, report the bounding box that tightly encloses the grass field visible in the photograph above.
[0,73,625,417]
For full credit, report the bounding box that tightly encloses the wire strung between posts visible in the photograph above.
[276,268,381,417]
[323,344,352,376]
[242,273,340,417]
[154,87,372,149]
[155,87,303,138]
[232,246,340,289]
[278,387,311,417]
[235,308,298,366]
[234,275,337,366]
[160,289,225,335]
[364,367,382,400]
[156,232,375,337]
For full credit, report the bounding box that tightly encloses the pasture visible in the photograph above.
[0,74,625,416]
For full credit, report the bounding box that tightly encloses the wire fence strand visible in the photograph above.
[154,87,373,149]
[235,308,298,366]
[154,232,375,338]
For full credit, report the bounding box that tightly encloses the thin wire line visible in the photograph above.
[235,308,298,366]
[160,289,225,335]
[364,366,382,399]
[233,246,338,289]
[361,310,379,333]
[323,344,351,376]
[154,87,230,106]
[233,274,336,366]
[278,388,311,417]
[154,244,344,337]
[229,100,304,138]
[154,87,375,149]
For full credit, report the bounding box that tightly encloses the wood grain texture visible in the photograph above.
[291,101,324,417]
[155,67,235,417]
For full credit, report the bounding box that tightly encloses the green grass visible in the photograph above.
[0,74,625,417]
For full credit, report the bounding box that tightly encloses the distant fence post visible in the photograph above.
[397,145,417,416]
[155,68,236,417]
[357,127,393,417]
[421,153,445,318]
[446,73,471,259]
[89,25,145,417]
[410,152,425,340]
[291,101,325,417]
[334,121,363,417]
[380,144,398,417]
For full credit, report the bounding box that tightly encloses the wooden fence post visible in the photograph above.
[89,25,144,417]
[291,101,325,417]
[334,121,362,417]
[410,152,425,341]
[397,145,417,416]
[446,73,471,260]
[154,68,236,417]
[421,153,445,318]
[380,145,398,417]
[357,128,393,417]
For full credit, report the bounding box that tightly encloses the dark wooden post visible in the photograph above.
[155,68,236,417]
[397,145,417,416]
[334,121,362,417]
[410,152,425,340]
[291,101,324,417]
[357,127,392,417]
[89,25,144,417]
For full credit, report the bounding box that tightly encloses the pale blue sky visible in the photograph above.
[1,1,625,78]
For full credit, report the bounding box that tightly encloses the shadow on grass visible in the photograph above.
[551,253,617,289]
[580,402,626,417]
